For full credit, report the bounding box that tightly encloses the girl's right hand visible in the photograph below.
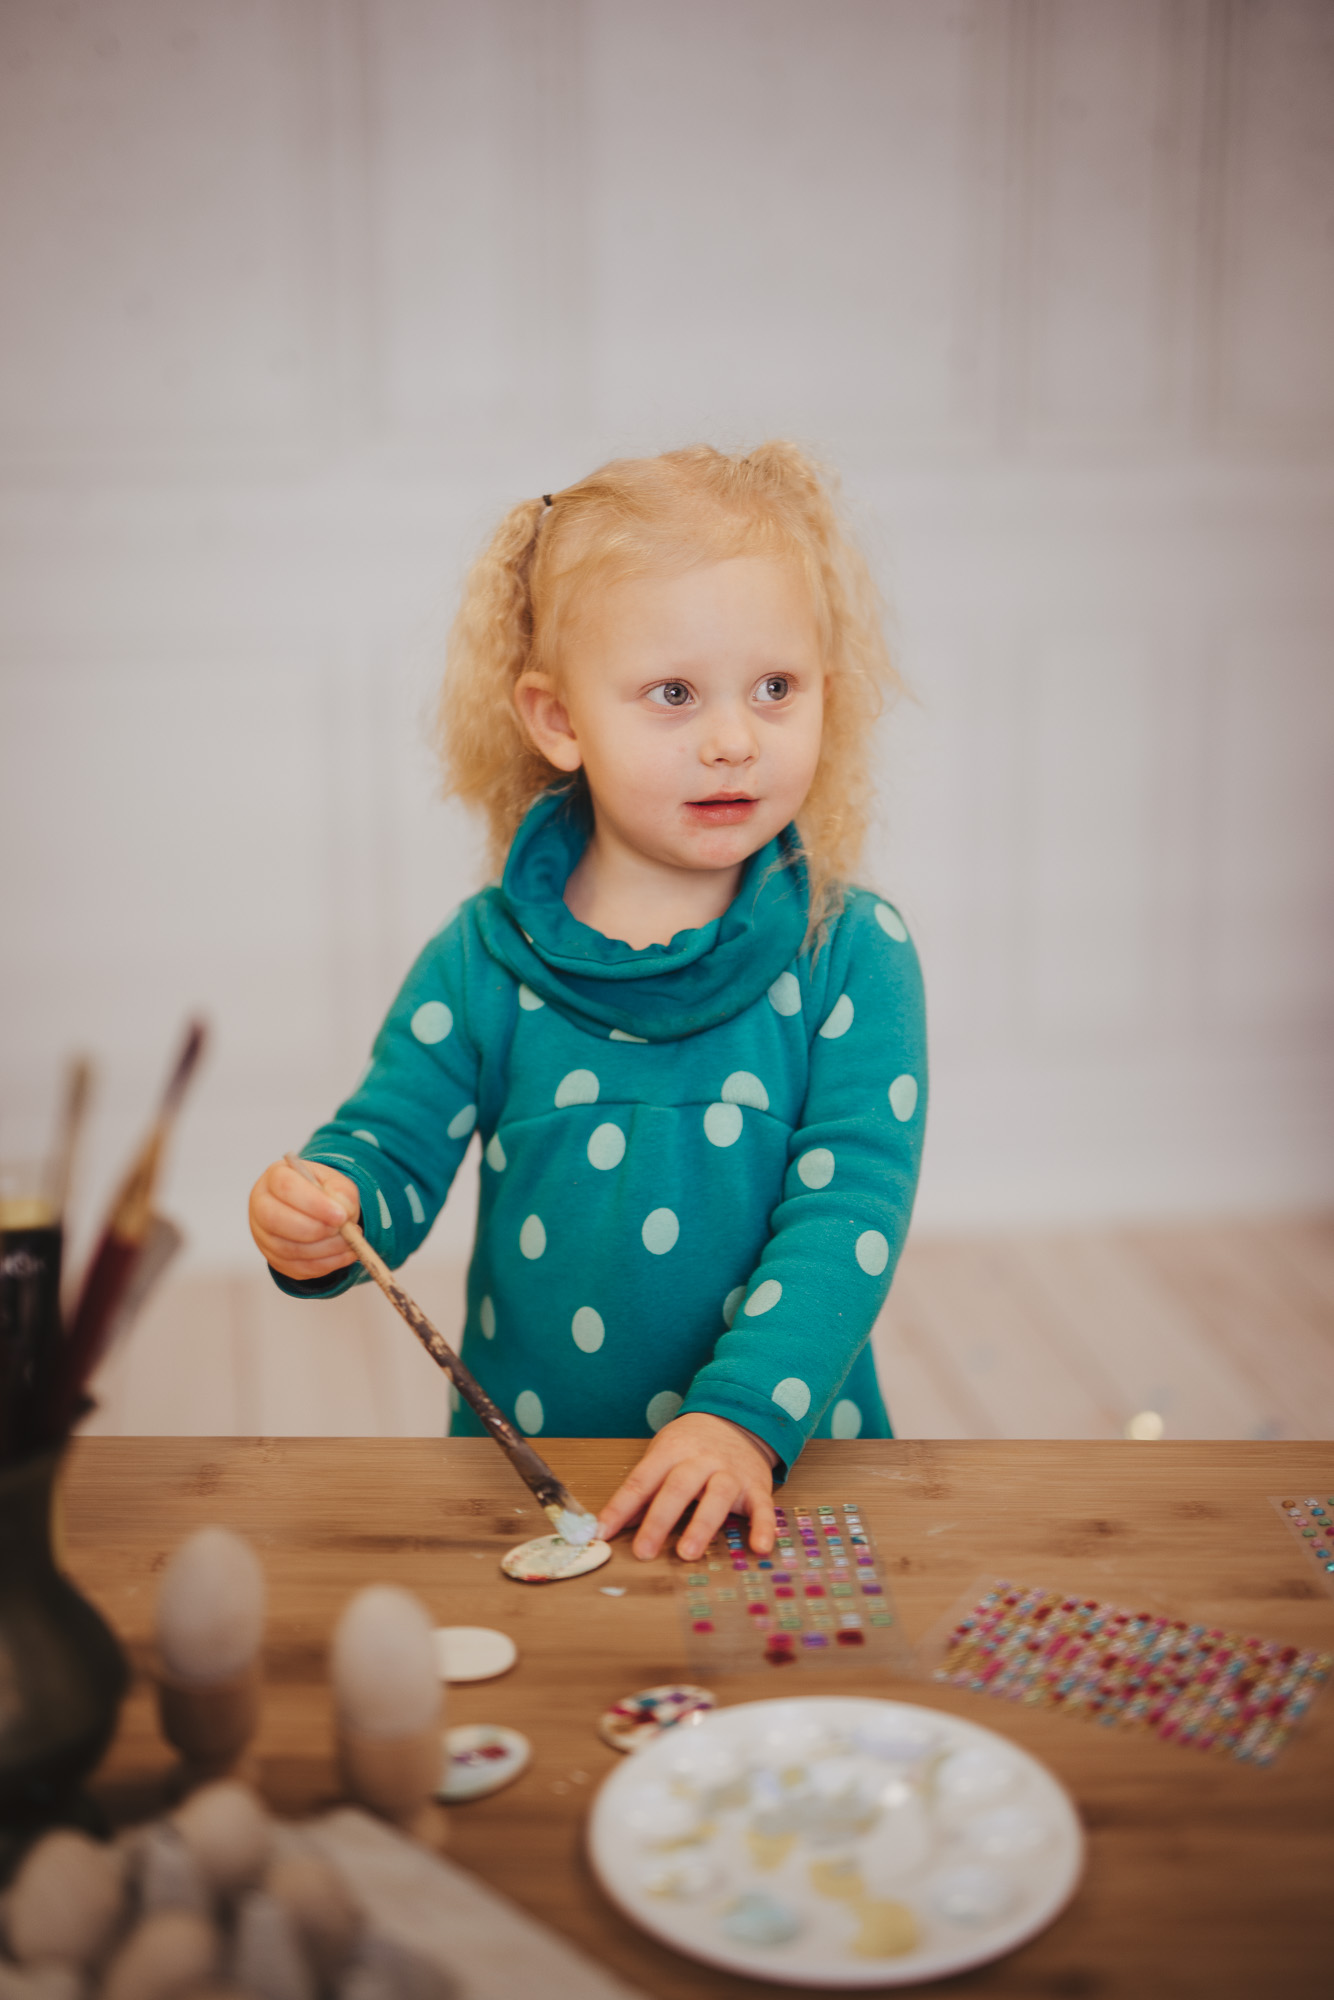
[248,1157,360,1280]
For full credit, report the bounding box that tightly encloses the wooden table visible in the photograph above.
[64,1437,1334,1998]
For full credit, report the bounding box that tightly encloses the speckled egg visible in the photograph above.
[173,1783,273,1898]
[5,1829,125,1968]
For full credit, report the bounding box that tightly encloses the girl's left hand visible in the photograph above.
[597,1412,777,1561]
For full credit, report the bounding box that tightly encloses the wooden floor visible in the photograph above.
[83,1213,1334,1442]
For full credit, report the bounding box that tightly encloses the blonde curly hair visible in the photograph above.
[436,441,899,935]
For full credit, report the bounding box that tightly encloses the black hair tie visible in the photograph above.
[541,494,554,508]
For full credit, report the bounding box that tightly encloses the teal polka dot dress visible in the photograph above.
[274,790,927,1476]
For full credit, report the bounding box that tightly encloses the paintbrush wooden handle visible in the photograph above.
[50,1021,207,1440]
[286,1156,591,1524]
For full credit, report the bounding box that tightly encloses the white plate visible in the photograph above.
[587,1696,1083,1988]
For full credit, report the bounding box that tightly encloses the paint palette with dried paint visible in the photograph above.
[588,1696,1083,1987]
[674,1501,908,1674]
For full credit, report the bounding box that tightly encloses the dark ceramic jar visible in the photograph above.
[0,1451,127,1838]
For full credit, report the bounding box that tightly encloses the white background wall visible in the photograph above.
[1,0,1332,1269]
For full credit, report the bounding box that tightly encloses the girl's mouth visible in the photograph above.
[684,795,758,826]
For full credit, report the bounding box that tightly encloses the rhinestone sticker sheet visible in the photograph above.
[931,1580,1332,1765]
[675,1501,907,1674]
[1271,1494,1334,1596]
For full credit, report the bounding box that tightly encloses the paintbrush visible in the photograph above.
[284,1153,600,1544]
[47,1022,206,1439]
[49,1054,93,1227]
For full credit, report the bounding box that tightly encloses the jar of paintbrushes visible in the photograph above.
[0,1097,126,1858]
[1,1032,204,1856]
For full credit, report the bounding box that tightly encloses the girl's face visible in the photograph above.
[519,556,825,882]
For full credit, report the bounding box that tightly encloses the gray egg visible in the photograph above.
[229,1892,315,2000]
[136,1825,211,1918]
[264,1852,359,1979]
[101,1910,218,2000]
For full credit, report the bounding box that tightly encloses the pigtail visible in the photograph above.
[436,496,558,872]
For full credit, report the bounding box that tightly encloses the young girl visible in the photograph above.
[249,443,926,1565]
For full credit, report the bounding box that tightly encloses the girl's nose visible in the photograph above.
[701,702,758,767]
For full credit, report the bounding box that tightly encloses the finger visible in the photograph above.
[677,1471,742,1562]
[251,1190,344,1247]
[258,1228,351,1265]
[746,1488,778,1555]
[264,1246,356,1280]
[276,1160,355,1227]
[597,1456,670,1540]
[632,1462,708,1562]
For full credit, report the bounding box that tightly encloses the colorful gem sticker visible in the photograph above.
[931,1579,1332,1766]
[1271,1496,1334,1598]
[673,1501,907,1674]
[599,1684,717,1754]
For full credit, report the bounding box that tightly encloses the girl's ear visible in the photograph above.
[514,671,583,773]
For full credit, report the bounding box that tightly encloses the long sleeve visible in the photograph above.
[677,891,926,1472]
[270,909,488,1298]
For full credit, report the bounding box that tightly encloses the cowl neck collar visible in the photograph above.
[474,787,809,1042]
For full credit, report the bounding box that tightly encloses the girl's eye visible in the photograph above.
[648,681,693,708]
[756,675,792,703]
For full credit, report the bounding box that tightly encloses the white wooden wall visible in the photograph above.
[1,0,1332,1268]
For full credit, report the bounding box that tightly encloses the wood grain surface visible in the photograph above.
[64,1437,1334,1999]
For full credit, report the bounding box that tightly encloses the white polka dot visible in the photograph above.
[515,1390,544,1434]
[587,1123,626,1170]
[722,1285,746,1327]
[745,1279,783,1316]
[572,1306,605,1353]
[410,1000,452,1044]
[646,1389,683,1433]
[767,971,801,1016]
[856,1229,890,1276]
[554,1068,599,1107]
[642,1208,679,1255]
[797,1147,835,1189]
[352,1129,380,1147]
[405,1183,425,1224]
[517,984,545,1010]
[485,1133,507,1171]
[610,1027,648,1042]
[819,993,854,1039]
[772,1377,811,1421]
[875,902,908,942]
[703,1101,743,1147]
[519,1214,547,1259]
[889,1074,918,1121]
[832,1398,863,1439]
[375,1189,392,1230]
[447,1103,477,1140]
[356,1058,375,1088]
[721,1071,769,1111]
[479,1296,496,1339]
